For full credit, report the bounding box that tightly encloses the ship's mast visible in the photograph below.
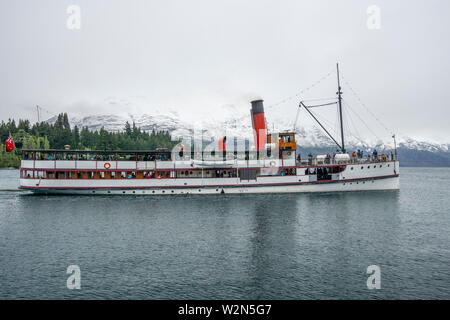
[336,63,345,153]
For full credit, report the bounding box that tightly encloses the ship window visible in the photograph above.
[156,152,169,161]
[55,153,66,160]
[361,166,363,169]
[367,166,370,169]
[66,153,76,161]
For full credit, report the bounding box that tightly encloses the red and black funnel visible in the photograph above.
[250,100,267,151]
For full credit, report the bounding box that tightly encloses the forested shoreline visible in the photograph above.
[0,113,178,168]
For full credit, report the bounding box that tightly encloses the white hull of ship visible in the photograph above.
[19,161,400,195]
[20,175,399,195]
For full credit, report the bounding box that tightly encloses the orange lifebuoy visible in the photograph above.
[104,162,111,169]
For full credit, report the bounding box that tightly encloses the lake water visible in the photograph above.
[0,168,449,299]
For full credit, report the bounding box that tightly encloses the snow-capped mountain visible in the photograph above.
[46,110,449,154]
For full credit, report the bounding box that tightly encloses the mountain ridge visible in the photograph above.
[46,112,450,167]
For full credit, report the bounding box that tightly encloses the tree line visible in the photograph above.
[0,113,178,168]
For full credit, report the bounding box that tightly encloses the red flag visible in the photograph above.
[5,135,14,152]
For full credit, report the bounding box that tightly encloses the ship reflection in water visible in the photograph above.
[0,168,449,299]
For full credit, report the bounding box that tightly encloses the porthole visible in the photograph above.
[388,164,390,167]
[361,166,363,169]
[216,189,219,191]
[132,191,135,194]
[92,190,95,193]
[351,167,353,170]
[380,165,382,168]
[107,190,111,194]
[171,190,174,193]
[142,191,145,194]
[162,190,165,193]
[198,189,201,192]
[367,166,370,169]
[152,190,155,193]
[373,166,376,168]
[122,191,126,194]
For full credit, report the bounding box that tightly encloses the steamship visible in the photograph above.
[19,65,399,195]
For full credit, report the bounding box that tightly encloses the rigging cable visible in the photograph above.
[343,102,368,147]
[340,73,393,135]
[342,99,382,142]
[302,101,337,108]
[266,68,336,110]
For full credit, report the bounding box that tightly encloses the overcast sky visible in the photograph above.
[1,0,449,142]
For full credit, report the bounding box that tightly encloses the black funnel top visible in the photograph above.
[251,100,264,114]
